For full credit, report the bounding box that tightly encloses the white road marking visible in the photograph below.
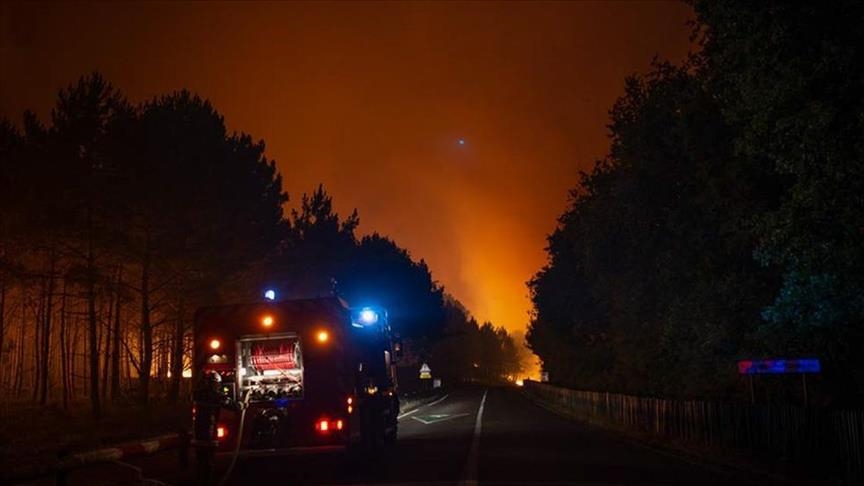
[459,388,488,486]
[411,412,470,425]
[398,393,450,420]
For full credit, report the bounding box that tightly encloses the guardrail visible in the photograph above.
[2,431,189,485]
[523,380,863,484]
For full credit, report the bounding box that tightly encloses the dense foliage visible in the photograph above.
[528,1,864,404]
[0,74,288,413]
[419,297,522,387]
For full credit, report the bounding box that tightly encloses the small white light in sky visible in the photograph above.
[264,289,276,300]
[458,138,466,146]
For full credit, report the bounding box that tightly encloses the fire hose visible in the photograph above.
[218,390,251,486]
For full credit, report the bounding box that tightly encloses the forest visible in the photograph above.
[528,1,864,405]
[0,74,521,417]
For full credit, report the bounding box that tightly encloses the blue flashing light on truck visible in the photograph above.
[191,297,400,480]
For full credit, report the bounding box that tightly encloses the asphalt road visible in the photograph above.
[213,385,748,485]
[46,385,760,485]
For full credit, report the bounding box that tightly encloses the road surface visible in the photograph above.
[50,385,760,485]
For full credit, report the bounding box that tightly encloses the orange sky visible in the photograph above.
[0,1,693,334]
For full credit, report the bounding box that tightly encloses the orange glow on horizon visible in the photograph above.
[0,2,694,359]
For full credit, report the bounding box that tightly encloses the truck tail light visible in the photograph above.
[216,425,227,439]
[315,418,345,433]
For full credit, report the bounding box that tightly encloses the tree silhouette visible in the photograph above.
[528,63,779,398]
[340,234,444,341]
[121,90,287,404]
[696,0,864,402]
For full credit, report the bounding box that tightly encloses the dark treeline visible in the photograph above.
[429,296,524,386]
[247,184,524,385]
[528,1,864,405]
[0,74,520,417]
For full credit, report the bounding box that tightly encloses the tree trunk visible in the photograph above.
[39,253,56,405]
[99,287,110,400]
[33,284,43,402]
[0,277,6,389]
[59,279,69,410]
[87,236,101,418]
[15,312,25,394]
[111,267,122,400]
[138,246,152,406]
[168,302,184,404]
[71,320,81,401]
[0,243,6,389]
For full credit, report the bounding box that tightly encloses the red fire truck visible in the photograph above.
[191,297,400,472]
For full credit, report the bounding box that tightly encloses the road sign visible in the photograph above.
[737,358,821,375]
[419,362,432,379]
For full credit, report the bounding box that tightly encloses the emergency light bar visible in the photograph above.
[351,306,382,328]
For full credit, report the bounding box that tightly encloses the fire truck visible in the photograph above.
[191,297,400,473]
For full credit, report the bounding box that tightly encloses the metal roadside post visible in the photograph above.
[748,375,755,405]
[802,373,809,407]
